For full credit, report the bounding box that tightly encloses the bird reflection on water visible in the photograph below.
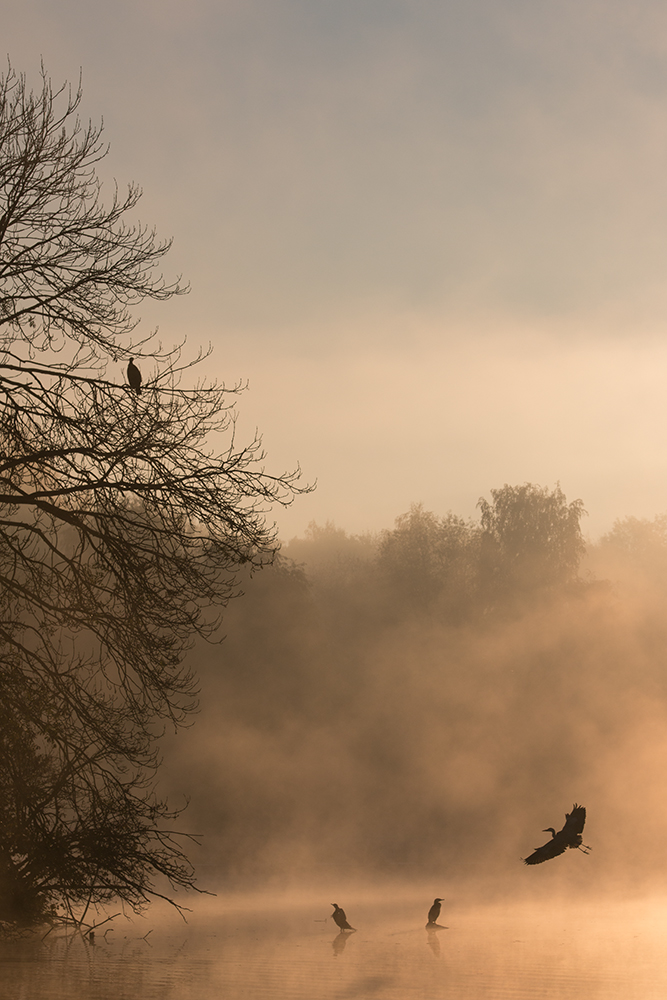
[330,903,356,956]
[425,926,441,958]
[332,930,351,956]
[331,903,355,932]
[424,896,448,957]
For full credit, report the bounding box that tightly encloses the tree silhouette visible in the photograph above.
[377,503,480,619]
[0,63,308,925]
[477,483,586,606]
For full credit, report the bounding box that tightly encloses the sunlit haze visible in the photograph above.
[9,11,667,997]
[6,0,667,540]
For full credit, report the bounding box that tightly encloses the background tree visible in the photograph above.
[377,503,480,620]
[477,482,586,607]
[165,488,667,896]
[586,513,667,602]
[0,64,307,925]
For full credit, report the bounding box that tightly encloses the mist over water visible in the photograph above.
[7,893,667,1000]
[158,502,667,904]
[8,497,667,998]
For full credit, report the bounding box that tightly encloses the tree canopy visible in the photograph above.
[377,503,480,618]
[173,486,667,892]
[478,483,586,604]
[0,63,307,927]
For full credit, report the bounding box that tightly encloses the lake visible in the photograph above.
[1,892,666,999]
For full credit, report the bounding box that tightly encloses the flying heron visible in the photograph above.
[127,358,142,394]
[427,898,444,925]
[523,803,590,865]
[331,903,355,931]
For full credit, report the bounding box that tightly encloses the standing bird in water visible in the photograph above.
[523,804,590,865]
[127,358,142,394]
[427,898,444,925]
[331,903,355,931]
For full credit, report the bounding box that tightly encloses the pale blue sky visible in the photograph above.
[5,0,667,537]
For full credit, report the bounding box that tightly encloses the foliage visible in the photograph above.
[170,488,667,891]
[377,503,480,618]
[587,513,667,598]
[598,514,667,558]
[0,63,307,925]
[477,482,586,604]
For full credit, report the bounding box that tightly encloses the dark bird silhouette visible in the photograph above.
[427,898,444,925]
[127,358,142,394]
[523,804,590,865]
[331,903,355,931]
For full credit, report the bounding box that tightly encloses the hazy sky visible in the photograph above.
[6,0,667,539]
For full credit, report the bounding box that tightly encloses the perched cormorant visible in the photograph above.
[427,898,444,925]
[523,804,590,865]
[331,903,355,931]
[127,358,142,394]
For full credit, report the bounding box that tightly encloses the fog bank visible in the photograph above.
[161,497,667,900]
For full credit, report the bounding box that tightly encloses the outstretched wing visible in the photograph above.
[523,804,588,863]
[523,836,568,865]
[562,804,586,839]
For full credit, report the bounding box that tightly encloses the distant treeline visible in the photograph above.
[162,485,667,894]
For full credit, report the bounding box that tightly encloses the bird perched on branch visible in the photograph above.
[331,903,355,931]
[127,358,142,394]
[523,804,590,865]
[427,898,444,925]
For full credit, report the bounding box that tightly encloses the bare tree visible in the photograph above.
[0,63,309,925]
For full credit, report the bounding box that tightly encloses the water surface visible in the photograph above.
[2,895,666,999]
